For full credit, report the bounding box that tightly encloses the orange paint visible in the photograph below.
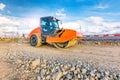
[76,32,83,39]
[28,27,83,44]
[46,29,83,43]
[27,27,41,42]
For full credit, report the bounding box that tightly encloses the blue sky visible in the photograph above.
[0,0,120,35]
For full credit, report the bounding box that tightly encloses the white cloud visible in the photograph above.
[94,3,109,9]
[0,3,6,10]
[0,26,17,32]
[55,8,66,19]
[0,13,120,37]
[85,16,120,34]
[95,4,108,9]
[62,20,85,32]
[0,15,40,36]
[61,20,102,35]
[62,22,80,30]
[61,16,120,35]
[85,16,104,25]
[106,22,120,27]
[0,16,19,25]
[107,12,120,16]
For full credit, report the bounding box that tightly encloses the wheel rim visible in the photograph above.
[30,35,37,46]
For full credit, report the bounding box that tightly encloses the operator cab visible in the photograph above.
[40,16,60,42]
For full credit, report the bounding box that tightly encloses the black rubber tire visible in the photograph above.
[30,33,42,47]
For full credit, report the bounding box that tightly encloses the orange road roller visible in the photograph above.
[27,16,83,48]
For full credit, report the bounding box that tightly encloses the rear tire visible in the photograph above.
[30,33,42,47]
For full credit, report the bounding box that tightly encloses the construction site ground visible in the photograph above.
[0,41,120,79]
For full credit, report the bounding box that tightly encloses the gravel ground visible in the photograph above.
[0,42,120,80]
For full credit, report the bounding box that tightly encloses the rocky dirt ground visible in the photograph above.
[0,41,120,80]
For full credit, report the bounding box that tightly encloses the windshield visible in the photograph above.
[41,18,60,33]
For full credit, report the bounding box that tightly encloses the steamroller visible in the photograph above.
[27,16,83,48]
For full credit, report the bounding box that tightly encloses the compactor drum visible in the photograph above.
[28,16,83,48]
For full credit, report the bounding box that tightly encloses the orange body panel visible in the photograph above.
[46,29,83,43]
[27,27,41,42]
[76,32,83,39]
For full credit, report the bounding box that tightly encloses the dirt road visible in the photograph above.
[0,42,120,79]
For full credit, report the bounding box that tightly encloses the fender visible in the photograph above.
[27,27,41,42]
